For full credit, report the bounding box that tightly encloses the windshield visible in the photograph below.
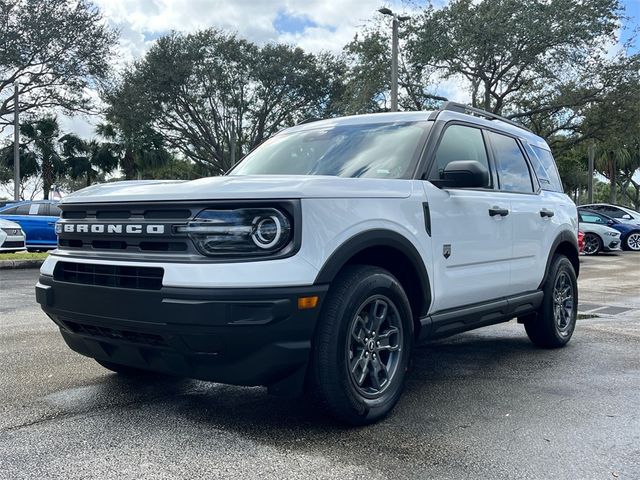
[230,121,430,179]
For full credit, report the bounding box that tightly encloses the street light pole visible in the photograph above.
[391,16,399,112]
[379,8,410,112]
[13,81,19,201]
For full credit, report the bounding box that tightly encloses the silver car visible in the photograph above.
[578,214,621,255]
[0,218,26,252]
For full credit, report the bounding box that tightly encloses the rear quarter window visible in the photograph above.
[529,145,563,192]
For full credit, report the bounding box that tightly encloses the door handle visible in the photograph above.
[489,206,509,217]
[539,209,554,218]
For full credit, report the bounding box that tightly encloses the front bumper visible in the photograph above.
[604,239,621,251]
[36,275,328,390]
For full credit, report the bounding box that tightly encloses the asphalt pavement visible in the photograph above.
[0,253,639,479]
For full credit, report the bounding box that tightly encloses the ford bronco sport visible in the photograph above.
[36,103,579,424]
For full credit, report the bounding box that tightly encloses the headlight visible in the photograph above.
[605,232,619,237]
[176,208,292,256]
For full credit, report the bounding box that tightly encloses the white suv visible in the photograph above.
[36,103,579,424]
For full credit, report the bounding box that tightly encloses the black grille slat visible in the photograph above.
[2,241,24,248]
[64,320,167,347]
[96,210,132,219]
[144,209,191,219]
[54,262,163,290]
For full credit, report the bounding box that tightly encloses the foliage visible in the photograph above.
[59,133,119,187]
[407,0,622,116]
[0,0,116,128]
[20,116,65,199]
[105,30,343,174]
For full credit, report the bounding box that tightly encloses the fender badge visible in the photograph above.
[443,244,451,259]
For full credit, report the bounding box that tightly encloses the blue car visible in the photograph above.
[0,200,60,250]
[578,208,640,252]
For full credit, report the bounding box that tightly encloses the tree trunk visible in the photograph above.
[608,155,617,204]
[122,148,136,180]
[41,158,52,200]
[484,80,491,111]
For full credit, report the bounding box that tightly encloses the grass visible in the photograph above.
[0,251,49,261]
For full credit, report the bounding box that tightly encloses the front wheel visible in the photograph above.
[523,254,578,348]
[582,233,602,255]
[624,231,640,251]
[309,265,413,425]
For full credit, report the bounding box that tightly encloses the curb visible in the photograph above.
[0,259,44,270]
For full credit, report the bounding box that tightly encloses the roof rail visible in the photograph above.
[439,101,533,133]
[297,117,323,125]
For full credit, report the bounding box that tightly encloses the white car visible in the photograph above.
[0,218,26,252]
[579,203,640,226]
[37,103,579,425]
[578,217,621,255]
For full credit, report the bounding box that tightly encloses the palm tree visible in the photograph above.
[96,122,170,179]
[59,134,119,187]
[21,116,64,199]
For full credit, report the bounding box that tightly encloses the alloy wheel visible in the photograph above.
[553,271,575,337]
[626,232,640,251]
[347,295,403,397]
[582,233,600,255]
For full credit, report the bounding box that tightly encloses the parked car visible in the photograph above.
[0,200,60,250]
[0,218,26,252]
[578,213,621,255]
[37,102,580,425]
[578,208,640,251]
[578,230,585,254]
[579,203,640,226]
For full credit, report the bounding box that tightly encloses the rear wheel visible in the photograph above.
[624,231,640,251]
[309,265,413,425]
[582,233,601,255]
[523,255,578,348]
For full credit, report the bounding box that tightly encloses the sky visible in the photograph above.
[37,0,640,138]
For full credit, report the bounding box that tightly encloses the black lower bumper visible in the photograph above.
[36,275,327,392]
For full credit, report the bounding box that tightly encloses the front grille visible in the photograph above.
[2,241,24,248]
[57,203,196,257]
[63,320,167,347]
[54,261,163,290]
[2,228,21,236]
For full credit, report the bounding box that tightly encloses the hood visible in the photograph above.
[0,218,22,229]
[60,175,413,204]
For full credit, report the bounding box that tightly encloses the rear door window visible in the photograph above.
[487,132,534,193]
[529,146,563,192]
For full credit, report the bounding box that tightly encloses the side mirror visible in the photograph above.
[622,214,632,220]
[607,219,615,226]
[435,160,490,189]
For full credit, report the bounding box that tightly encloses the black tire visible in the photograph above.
[623,231,640,251]
[95,359,159,376]
[523,255,578,348]
[309,265,413,425]
[582,232,602,255]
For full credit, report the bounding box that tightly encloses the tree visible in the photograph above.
[94,122,171,180]
[59,134,119,187]
[340,25,445,114]
[407,0,622,116]
[0,140,39,199]
[20,116,64,199]
[0,0,116,128]
[106,30,342,174]
[578,60,640,203]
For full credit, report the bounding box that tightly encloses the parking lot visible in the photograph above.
[0,253,639,480]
